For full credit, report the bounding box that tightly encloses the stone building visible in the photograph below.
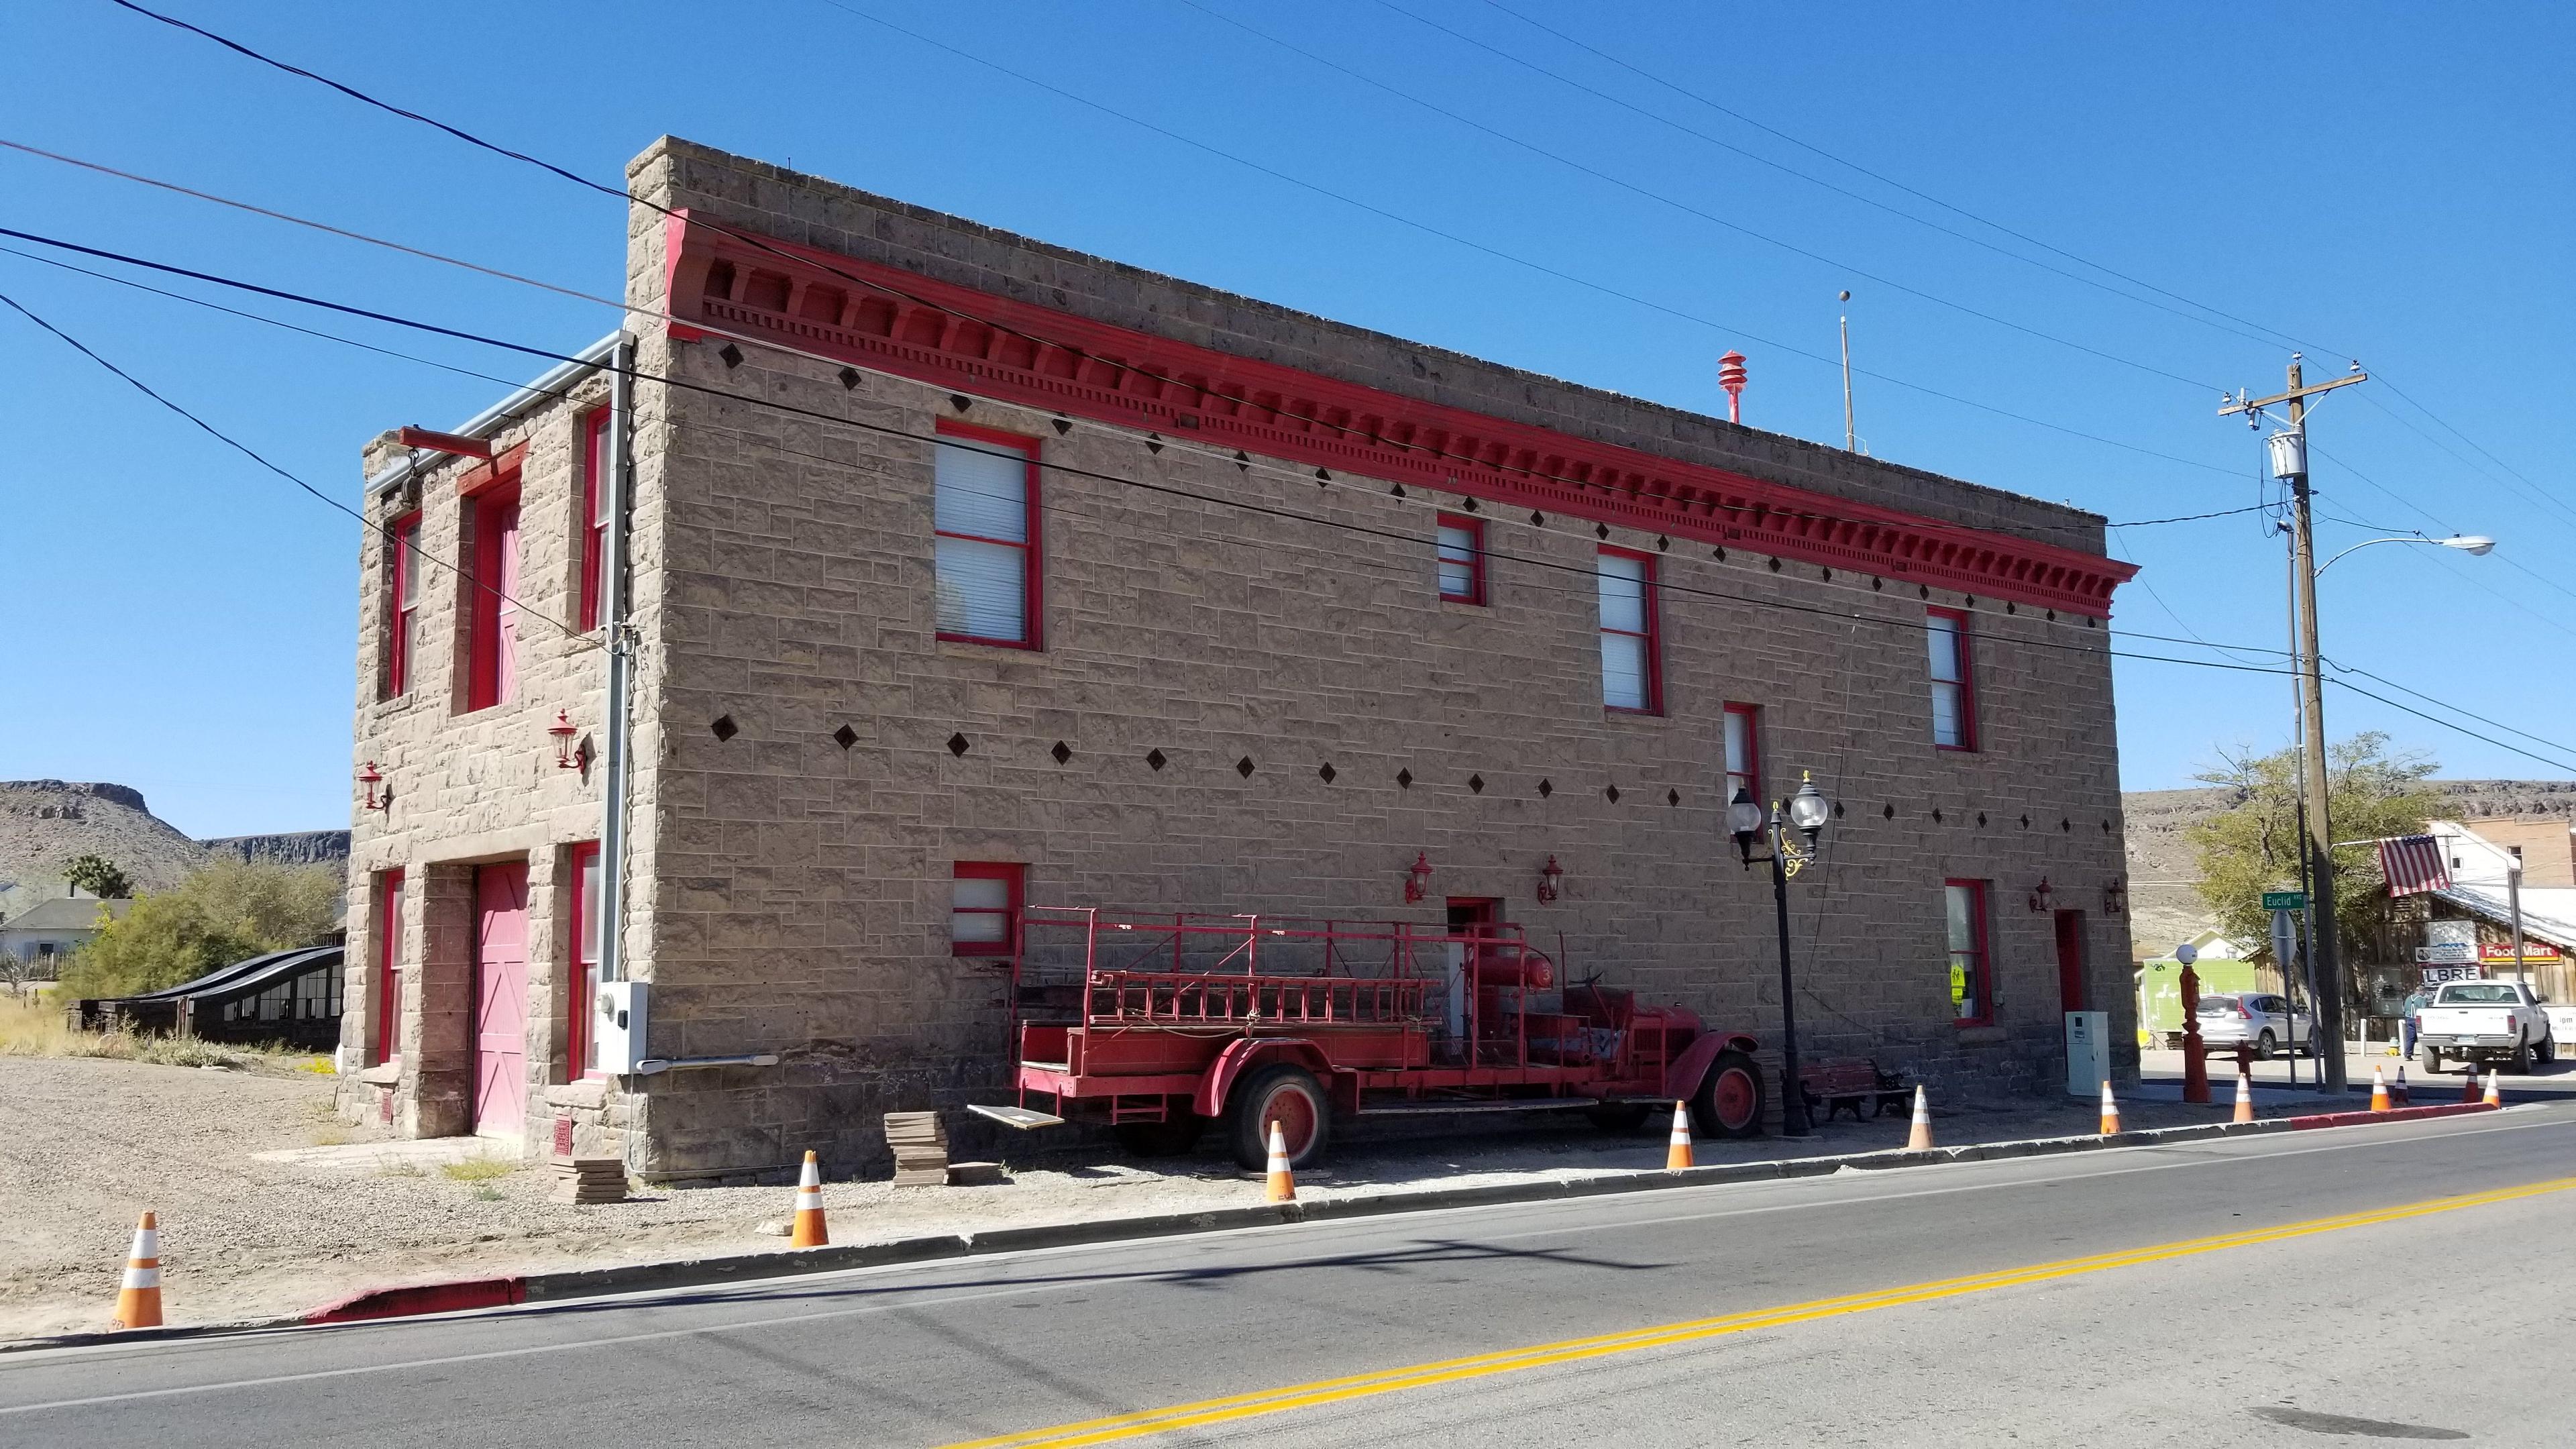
[339,137,2140,1181]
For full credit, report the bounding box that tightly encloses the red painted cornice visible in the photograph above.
[660,211,2134,616]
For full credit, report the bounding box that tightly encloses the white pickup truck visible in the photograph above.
[2417,980,2556,1074]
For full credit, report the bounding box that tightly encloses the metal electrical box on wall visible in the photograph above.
[2065,1010,2110,1097]
[594,980,647,1074]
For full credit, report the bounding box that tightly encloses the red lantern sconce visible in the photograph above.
[358,760,387,813]
[1536,855,1564,904]
[548,709,580,770]
[2027,876,2055,914]
[2103,877,2128,916]
[1403,851,1433,904]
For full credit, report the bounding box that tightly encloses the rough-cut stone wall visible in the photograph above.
[597,139,2134,1181]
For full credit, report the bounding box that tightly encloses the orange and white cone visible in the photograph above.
[1906,1086,1934,1150]
[1265,1121,1296,1203]
[2369,1066,2391,1113]
[1665,1099,1695,1171]
[2098,1080,2121,1136]
[2483,1070,2502,1108]
[2392,1065,2411,1106]
[111,1212,162,1330]
[790,1150,828,1247]
[2233,1067,2255,1124]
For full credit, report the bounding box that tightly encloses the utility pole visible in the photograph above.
[2223,354,2367,1093]
[1837,290,1856,451]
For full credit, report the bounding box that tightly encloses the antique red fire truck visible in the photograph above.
[974,906,1766,1168]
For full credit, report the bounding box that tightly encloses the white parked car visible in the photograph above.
[2195,992,2314,1059]
[2418,980,2555,1074]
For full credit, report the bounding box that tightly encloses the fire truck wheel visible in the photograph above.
[1585,1103,1652,1133]
[1228,1063,1331,1170]
[1692,1050,1766,1138]
[1114,1114,1205,1158]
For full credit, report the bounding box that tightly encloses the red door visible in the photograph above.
[2053,909,2088,1013]
[473,863,531,1135]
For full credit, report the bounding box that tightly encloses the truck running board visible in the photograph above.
[967,1104,1066,1130]
[1356,1099,1601,1117]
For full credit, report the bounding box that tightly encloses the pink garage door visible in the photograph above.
[472,863,531,1135]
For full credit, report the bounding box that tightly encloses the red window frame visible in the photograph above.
[1597,547,1662,715]
[579,410,610,632]
[1945,879,1994,1026]
[932,419,1042,649]
[1927,606,1978,751]
[386,512,421,698]
[466,481,523,712]
[1723,702,1762,807]
[951,862,1024,957]
[567,841,602,1079]
[1435,513,1485,605]
[375,869,405,1065]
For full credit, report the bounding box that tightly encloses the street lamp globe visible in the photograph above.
[2442,535,2495,555]
[1727,788,1764,863]
[1786,775,1831,841]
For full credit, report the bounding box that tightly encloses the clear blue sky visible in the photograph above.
[3,1,2569,839]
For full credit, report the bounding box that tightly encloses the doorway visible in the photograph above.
[1442,898,1500,1050]
[2053,909,2088,1014]
[472,861,531,1136]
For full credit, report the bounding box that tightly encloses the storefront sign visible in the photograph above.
[2480,943,2563,965]
[2415,943,2477,965]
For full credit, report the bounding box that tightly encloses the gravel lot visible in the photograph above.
[0,1055,2271,1340]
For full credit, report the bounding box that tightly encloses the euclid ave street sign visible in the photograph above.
[2261,891,2307,911]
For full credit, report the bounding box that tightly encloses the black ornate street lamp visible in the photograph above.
[1731,774,1832,1136]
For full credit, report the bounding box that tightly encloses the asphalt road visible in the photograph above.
[7,1106,2575,1447]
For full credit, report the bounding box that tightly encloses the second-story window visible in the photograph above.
[1597,549,1660,714]
[1927,607,1976,750]
[1436,514,1485,604]
[579,410,610,632]
[1723,702,1761,804]
[933,421,1040,648]
[386,512,421,698]
[466,485,522,711]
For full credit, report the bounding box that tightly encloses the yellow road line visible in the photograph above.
[935,1173,2576,1448]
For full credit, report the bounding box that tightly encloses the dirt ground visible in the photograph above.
[0,1055,2271,1341]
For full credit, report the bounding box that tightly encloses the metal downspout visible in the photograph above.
[600,335,639,1165]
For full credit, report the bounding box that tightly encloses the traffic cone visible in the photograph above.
[790,1150,828,1247]
[2392,1065,2411,1106]
[2369,1066,2391,1113]
[1265,1121,1296,1203]
[110,1212,162,1330]
[2233,1068,2255,1124]
[2463,1070,2481,1104]
[2098,1080,2121,1135]
[1905,1085,1934,1150]
[1665,1099,1695,1171]
[2483,1071,2502,1108]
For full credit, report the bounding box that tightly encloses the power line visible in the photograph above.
[102,0,2254,488]
[1165,0,2226,393]
[0,285,590,645]
[25,237,2576,774]
[1474,0,2341,360]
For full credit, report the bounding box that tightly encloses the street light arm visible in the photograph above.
[2316,535,2494,574]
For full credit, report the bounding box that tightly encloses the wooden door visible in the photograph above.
[472,862,531,1135]
[2053,909,2088,1013]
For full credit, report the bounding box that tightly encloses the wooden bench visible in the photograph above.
[1799,1058,1910,1126]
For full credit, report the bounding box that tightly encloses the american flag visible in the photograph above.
[2377,835,2451,897]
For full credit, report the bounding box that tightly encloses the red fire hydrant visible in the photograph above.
[2180,964,2210,1104]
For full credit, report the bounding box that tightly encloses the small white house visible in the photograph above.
[0,895,131,978]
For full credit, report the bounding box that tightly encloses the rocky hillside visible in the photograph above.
[2121,779,2575,959]
[0,781,347,914]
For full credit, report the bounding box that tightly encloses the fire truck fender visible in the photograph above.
[1661,1031,1762,1104]
[1193,1038,1334,1119]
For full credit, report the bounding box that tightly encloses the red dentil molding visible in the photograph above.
[659,211,2135,617]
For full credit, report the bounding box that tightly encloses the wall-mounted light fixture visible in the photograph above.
[2102,877,2127,916]
[358,761,387,812]
[549,709,580,770]
[1404,851,1433,904]
[1536,855,1564,904]
[2028,877,2056,914]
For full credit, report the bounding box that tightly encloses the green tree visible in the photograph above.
[61,854,133,900]
[58,860,341,999]
[2188,731,2443,986]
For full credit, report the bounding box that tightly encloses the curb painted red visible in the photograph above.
[304,1277,527,1324]
[2287,1102,2499,1131]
